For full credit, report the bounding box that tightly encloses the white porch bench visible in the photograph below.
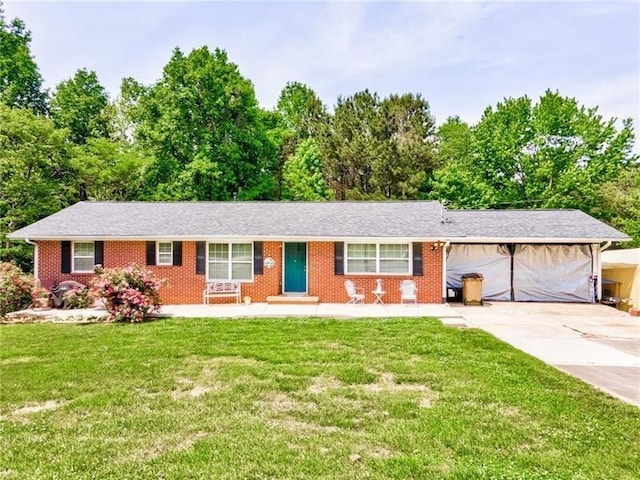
[203,281,241,304]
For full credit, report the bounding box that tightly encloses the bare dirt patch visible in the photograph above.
[254,392,317,413]
[123,431,210,464]
[268,418,341,434]
[0,356,35,365]
[171,384,216,400]
[13,400,65,416]
[361,373,438,408]
[308,375,343,394]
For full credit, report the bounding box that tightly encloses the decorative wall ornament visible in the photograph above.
[264,257,275,269]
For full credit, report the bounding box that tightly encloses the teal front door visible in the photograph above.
[284,243,307,293]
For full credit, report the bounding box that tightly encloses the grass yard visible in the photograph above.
[1,317,639,479]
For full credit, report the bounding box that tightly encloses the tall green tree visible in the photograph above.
[430,90,637,213]
[71,138,152,201]
[276,81,327,140]
[319,90,436,199]
[373,93,437,198]
[272,82,328,197]
[0,8,47,114]
[0,104,75,270]
[282,138,334,200]
[429,116,496,207]
[133,47,277,200]
[598,166,640,247]
[49,68,110,144]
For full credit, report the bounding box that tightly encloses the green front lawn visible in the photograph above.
[1,318,638,479]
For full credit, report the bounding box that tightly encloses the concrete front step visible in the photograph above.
[266,295,320,305]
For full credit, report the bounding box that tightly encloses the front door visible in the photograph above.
[284,242,307,293]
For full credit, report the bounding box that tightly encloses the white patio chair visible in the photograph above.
[344,280,365,304]
[400,280,418,305]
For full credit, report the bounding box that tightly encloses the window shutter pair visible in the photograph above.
[146,241,182,266]
[61,241,103,273]
[333,242,423,276]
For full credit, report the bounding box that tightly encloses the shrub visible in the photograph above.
[31,280,51,308]
[91,264,163,323]
[0,262,36,317]
[63,285,92,309]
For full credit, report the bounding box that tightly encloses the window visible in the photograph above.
[157,242,173,265]
[346,243,377,273]
[73,242,94,272]
[346,243,410,274]
[208,243,252,281]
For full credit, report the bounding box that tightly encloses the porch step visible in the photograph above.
[266,295,319,305]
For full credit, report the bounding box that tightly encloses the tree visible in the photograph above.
[319,90,436,199]
[133,46,277,200]
[50,68,110,144]
[282,138,334,200]
[430,90,638,213]
[0,104,76,270]
[276,81,327,140]
[373,93,437,198]
[429,116,496,207]
[598,166,640,247]
[0,8,47,114]
[71,138,152,201]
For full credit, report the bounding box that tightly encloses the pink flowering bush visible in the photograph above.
[91,264,163,323]
[0,262,36,316]
[62,285,92,309]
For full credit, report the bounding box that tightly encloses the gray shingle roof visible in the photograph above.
[8,201,462,240]
[8,201,630,242]
[446,209,630,242]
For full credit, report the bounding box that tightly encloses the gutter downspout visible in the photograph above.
[442,241,450,304]
[25,239,38,280]
[594,241,612,302]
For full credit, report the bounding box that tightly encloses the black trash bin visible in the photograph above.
[461,273,483,306]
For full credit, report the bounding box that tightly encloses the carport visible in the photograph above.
[445,209,630,303]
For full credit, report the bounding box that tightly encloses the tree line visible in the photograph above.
[1,7,638,271]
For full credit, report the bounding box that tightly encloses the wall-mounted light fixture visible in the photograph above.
[430,240,446,251]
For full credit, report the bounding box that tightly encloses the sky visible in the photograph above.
[3,0,639,151]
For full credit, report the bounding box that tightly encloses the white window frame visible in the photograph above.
[72,241,95,273]
[345,242,412,275]
[157,241,173,266]
[207,242,253,282]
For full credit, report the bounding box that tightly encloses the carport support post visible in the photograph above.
[442,241,450,304]
[593,242,604,302]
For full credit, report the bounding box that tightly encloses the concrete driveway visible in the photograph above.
[454,302,640,406]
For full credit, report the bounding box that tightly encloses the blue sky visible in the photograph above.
[4,1,639,150]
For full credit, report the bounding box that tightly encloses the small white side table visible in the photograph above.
[372,290,385,305]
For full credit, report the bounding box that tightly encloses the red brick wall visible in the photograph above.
[36,240,443,304]
[307,242,442,304]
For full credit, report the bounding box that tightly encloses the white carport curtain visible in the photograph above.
[446,244,512,301]
[513,244,593,302]
[447,244,593,303]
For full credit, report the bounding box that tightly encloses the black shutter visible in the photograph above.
[146,241,156,266]
[254,241,264,275]
[196,241,206,274]
[334,242,344,275]
[172,241,183,266]
[412,242,423,276]
[61,241,71,274]
[94,241,104,267]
